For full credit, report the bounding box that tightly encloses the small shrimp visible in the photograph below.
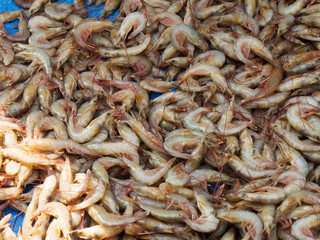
[115,12,147,43]
[244,0,256,17]
[278,0,308,15]
[241,186,287,204]
[170,24,208,56]
[100,33,151,57]
[216,210,263,240]
[277,170,306,194]
[68,175,106,210]
[119,0,143,15]
[6,12,30,42]
[122,157,174,185]
[73,19,113,50]
[0,10,21,23]
[244,92,290,109]
[71,225,123,239]
[22,138,98,156]
[193,0,234,20]
[183,107,215,133]
[87,204,147,226]
[291,214,320,240]
[101,0,122,17]
[140,79,177,93]
[277,15,295,37]
[287,205,320,219]
[34,116,68,140]
[149,12,182,26]
[214,14,260,36]
[28,27,68,49]
[209,32,238,60]
[1,147,62,165]
[276,190,320,218]
[44,2,72,20]
[56,38,76,72]
[15,48,52,80]
[278,72,320,92]
[189,168,234,186]
[26,0,49,17]
[192,50,226,68]
[0,36,14,66]
[31,202,71,240]
[28,16,64,33]
[87,142,139,163]
[179,62,231,94]
[234,36,278,68]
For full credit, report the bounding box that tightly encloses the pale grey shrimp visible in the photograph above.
[33,116,68,140]
[277,170,306,194]
[0,10,21,23]
[28,27,68,49]
[256,0,274,26]
[170,24,208,56]
[119,0,143,15]
[15,48,52,80]
[183,107,215,133]
[88,204,147,226]
[100,33,151,57]
[143,0,169,8]
[213,14,260,36]
[0,35,14,66]
[21,138,98,156]
[28,16,64,33]
[140,79,177,93]
[241,186,287,204]
[115,12,147,44]
[73,19,113,50]
[278,0,308,15]
[216,210,263,240]
[6,11,30,42]
[50,99,68,122]
[149,12,182,27]
[71,225,123,239]
[244,92,290,109]
[192,50,226,68]
[92,157,126,184]
[209,32,238,60]
[244,0,256,17]
[101,0,122,17]
[193,0,234,20]
[277,15,295,37]
[56,37,76,72]
[291,214,320,240]
[179,62,230,94]
[278,71,320,92]
[234,36,278,67]
[44,2,72,20]
[26,0,49,17]
[189,168,234,186]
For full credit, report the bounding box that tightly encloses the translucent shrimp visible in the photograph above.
[276,190,320,218]
[278,0,308,15]
[192,50,226,68]
[15,48,52,80]
[291,214,320,240]
[87,204,147,226]
[100,33,151,57]
[193,0,234,20]
[101,0,122,17]
[179,62,231,94]
[21,138,98,156]
[44,2,72,20]
[183,107,215,133]
[55,38,76,72]
[26,0,49,17]
[234,36,278,68]
[68,111,110,143]
[0,10,21,23]
[244,0,256,17]
[216,210,263,240]
[6,12,30,42]
[0,36,14,66]
[31,202,71,240]
[277,170,306,194]
[33,116,68,140]
[170,24,208,56]
[189,168,235,186]
[28,16,64,33]
[241,186,287,204]
[115,12,147,43]
[73,19,113,50]
[71,225,123,239]
[122,157,174,185]
[182,191,219,232]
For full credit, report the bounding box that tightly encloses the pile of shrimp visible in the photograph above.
[1,0,320,239]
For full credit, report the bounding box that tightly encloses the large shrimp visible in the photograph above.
[291,214,320,240]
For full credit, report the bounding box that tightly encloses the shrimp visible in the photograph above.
[244,0,256,17]
[179,63,231,94]
[101,0,122,17]
[100,33,151,57]
[192,50,226,68]
[189,168,234,186]
[44,2,72,20]
[92,157,126,184]
[278,0,308,15]
[277,170,306,194]
[87,142,139,163]
[182,190,219,232]
[216,210,263,240]
[122,157,174,185]
[71,225,123,239]
[33,116,68,140]
[21,138,98,156]
[28,27,68,49]
[183,107,215,133]
[276,190,320,218]
[31,202,71,240]
[6,12,30,42]
[115,12,147,43]
[88,204,147,226]
[26,0,49,17]
[15,48,52,80]
[241,186,287,204]
[193,0,234,20]
[0,36,14,66]
[28,16,64,33]
[291,214,320,240]
[234,36,278,68]
[73,19,113,50]
[170,24,208,56]
[68,175,106,211]
[0,10,21,23]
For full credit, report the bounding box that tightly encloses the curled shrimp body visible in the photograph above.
[291,214,320,240]
[183,107,215,133]
[217,210,263,240]
[7,12,30,42]
[234,36,278,68]
[0,36,14,66]
[170,24,208,56]
[34,116,68,139]
[73,19,113,50]
[44,2,72,20]
[28,16,64,33]
[179,63,230,94]
[278,0,308,15]
[115,12,147,43]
